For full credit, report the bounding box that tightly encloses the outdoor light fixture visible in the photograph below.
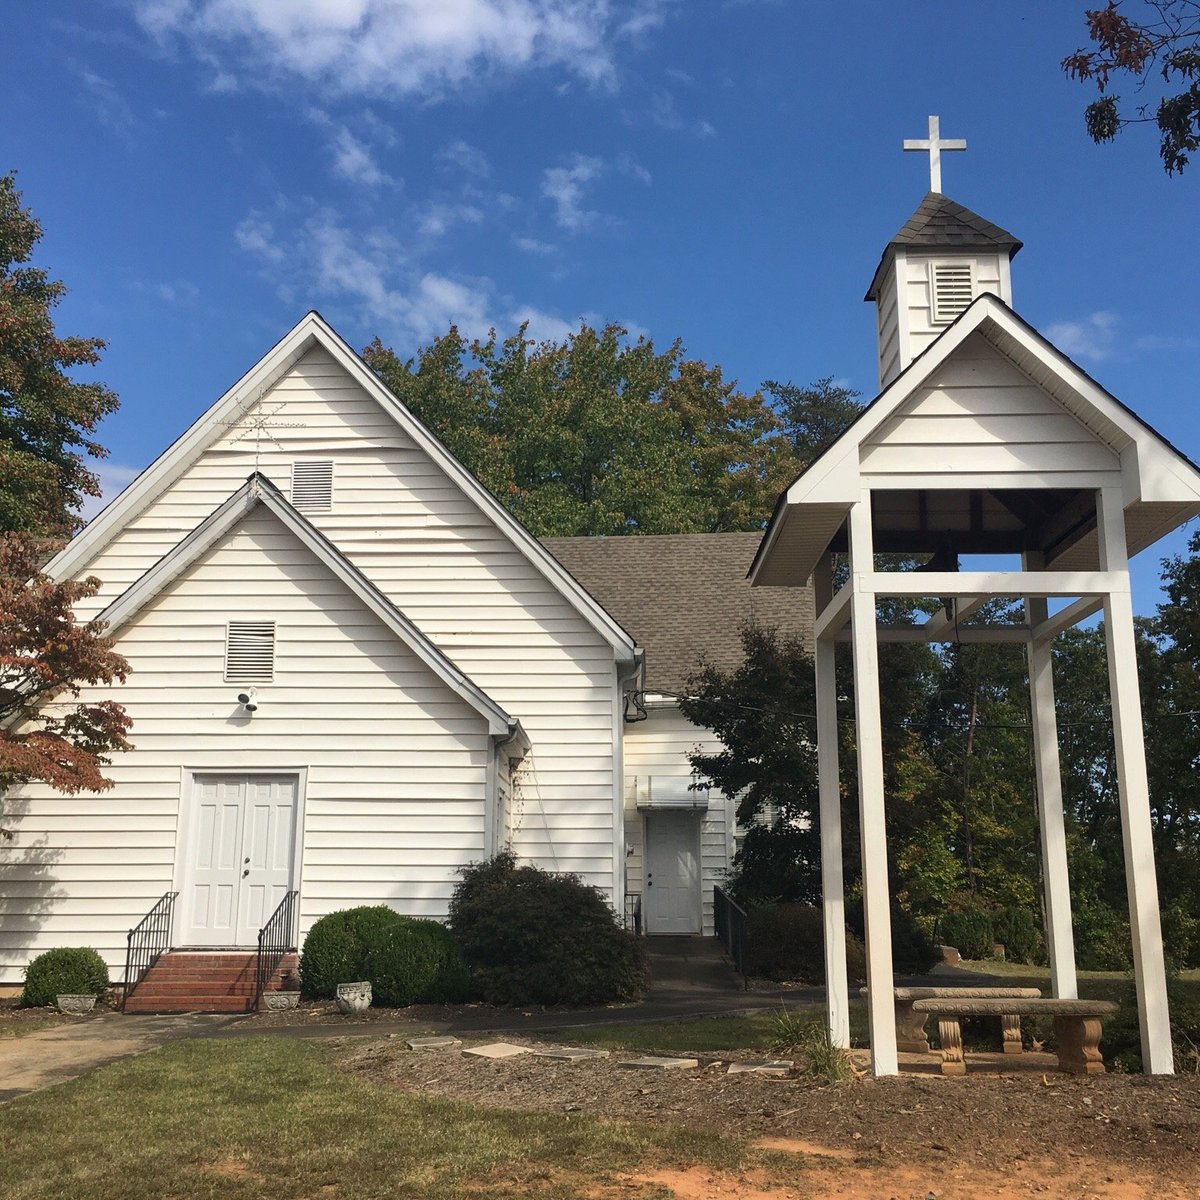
[237,688,258,714]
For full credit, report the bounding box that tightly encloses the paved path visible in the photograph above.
[0,1012,240,1104]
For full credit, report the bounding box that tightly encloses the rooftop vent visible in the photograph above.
[225,620,275,683]
[931,262,974,324]
[291,460,333,512]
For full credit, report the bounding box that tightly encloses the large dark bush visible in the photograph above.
[992,906,1044,965]
[1073,901,1133,972]
[939,905,994,961]
[300,905,470,1006]
[22,947,109,1008]
[448,852,648,1005]
[745,902,867,984]
[845,898,941,976]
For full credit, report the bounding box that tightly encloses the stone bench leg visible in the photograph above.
[936,1017,966,1076]
[895,998,931,1054]
[1054,1016,1106,1075]
[1001,1014,1023,1055]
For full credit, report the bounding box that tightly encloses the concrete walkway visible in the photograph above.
[0,1011,240,1104]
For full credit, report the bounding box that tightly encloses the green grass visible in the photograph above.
[0,1038,749,1200]
[959,960,1200,1001]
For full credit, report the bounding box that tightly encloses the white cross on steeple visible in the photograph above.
[903,115,966,194]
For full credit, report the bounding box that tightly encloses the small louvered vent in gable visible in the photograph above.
[931,262,974,324]
[291,461,334,512]
[225,621,275,682]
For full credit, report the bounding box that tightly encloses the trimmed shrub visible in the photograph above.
[992,906,1044,965]
[744,902,867,984]
[845,898,941,977]
[448,852,648,1006]
[22,947,109,1008]
[299,905,471,1007]
[939,905,994,961]
[1073,901,1133,972]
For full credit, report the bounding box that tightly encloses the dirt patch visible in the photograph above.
[195,1155,260,1180]
[336,1035,1200,1194]
[0,998,84,1037]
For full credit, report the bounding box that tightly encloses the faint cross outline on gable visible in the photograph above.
[217,392,304,473]
[903,115,966,194]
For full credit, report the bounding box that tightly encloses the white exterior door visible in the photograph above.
[644,811,701,934]
[182,775,297,946]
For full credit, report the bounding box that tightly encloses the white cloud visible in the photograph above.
[1045,311,1118,363]
[308,109,397,187]
[616,153,652,185]
[541,154,605,232]
[235,213,285,262]
[440,138,491,178]
[514,235,556,255]
[79,463,142,522]
[509,304,577,343]
[416,202,484,238]
[72,63,138,143]
[133,0,662,100]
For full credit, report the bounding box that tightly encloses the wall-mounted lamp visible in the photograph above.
[237,687,259,714]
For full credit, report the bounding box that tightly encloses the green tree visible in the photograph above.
[0,172,130,813]
[762,377,864,466]
[1063,1,1200,173]
[1,173,118,536]
[364,323,797,536]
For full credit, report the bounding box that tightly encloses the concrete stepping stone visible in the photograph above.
[531,1046,611,1062]
[462,1042,530,1059]
[405,1036,462,1050]
[727,1060,794,1076]
[618,1055,700,1070]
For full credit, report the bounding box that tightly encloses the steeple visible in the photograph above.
[868,120,1023,388]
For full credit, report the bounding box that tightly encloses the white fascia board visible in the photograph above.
[49,311,637,664]
[98,475,515,738]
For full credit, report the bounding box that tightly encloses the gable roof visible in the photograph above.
[750,292,1200,587]
[866,193,1023,301]
[542,533,812,695]
[99,473,518,738]
[49,311,637,665]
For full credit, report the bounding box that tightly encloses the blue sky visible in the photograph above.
[5,1,1198,612]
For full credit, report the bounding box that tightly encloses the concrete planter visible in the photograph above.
[263,990,301,1012]
[56,994,97,1015]
[335,981,372,1014]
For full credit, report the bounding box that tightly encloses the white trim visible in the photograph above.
[96,474,515,738]
[49,311,637,664]
[173,767,308,949]
[865,570,1121,597]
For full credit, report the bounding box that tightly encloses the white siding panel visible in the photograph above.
[0,509,494,983]
[623,705,733,937]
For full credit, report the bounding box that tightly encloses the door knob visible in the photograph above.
[242,869,249,877]
[244,857,250,864]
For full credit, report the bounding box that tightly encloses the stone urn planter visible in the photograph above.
[56,994,97,1015]
[335,981,372,1014]
[263,990,301,1012]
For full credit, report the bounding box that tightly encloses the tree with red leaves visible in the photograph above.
[0,173,131,818]
[1063,1,1200,173]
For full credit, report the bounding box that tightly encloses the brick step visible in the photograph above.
[123,952,298,1014]
[125,997,257,1014]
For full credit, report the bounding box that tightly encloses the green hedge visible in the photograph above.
[299,906,471,1006]
[940,906,995,961]
[448,852,648,1006]
[22,947,109,1008]
[745,902,867,984]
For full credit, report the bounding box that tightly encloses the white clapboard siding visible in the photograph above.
[623,704,733,937]
[0,508,495,983]
[861,333,1122,485]
[904,253,1005,362]
[66,346,620,905]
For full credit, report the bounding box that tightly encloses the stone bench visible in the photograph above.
[860,986,1041,1054]
[911,997,1119,1076]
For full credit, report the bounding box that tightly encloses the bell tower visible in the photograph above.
[867,117,1022,388]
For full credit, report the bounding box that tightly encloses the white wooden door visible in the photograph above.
[182,776,297,946]
[644,812,700,934]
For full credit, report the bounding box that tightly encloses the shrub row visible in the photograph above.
[939,904,1043,964]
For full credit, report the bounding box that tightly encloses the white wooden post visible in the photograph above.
[1024,553,1078,999]
[814,556,850,1048]
[848,497,898,1075]
[1096,487,1174,1074]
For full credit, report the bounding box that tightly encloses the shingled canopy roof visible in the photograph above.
[866,192,1023,301]
[541,533,813,695]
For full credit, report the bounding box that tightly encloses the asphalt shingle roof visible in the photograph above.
[540,533,813,695]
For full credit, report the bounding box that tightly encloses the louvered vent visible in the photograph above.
[225,621,275,682]
[931,262,974,324]
[291,461,334,512]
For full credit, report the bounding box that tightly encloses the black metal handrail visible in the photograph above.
[714,885,749,991]
[624,891,643,936]
[256,890,299,1007]
[123,891,178,1010]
